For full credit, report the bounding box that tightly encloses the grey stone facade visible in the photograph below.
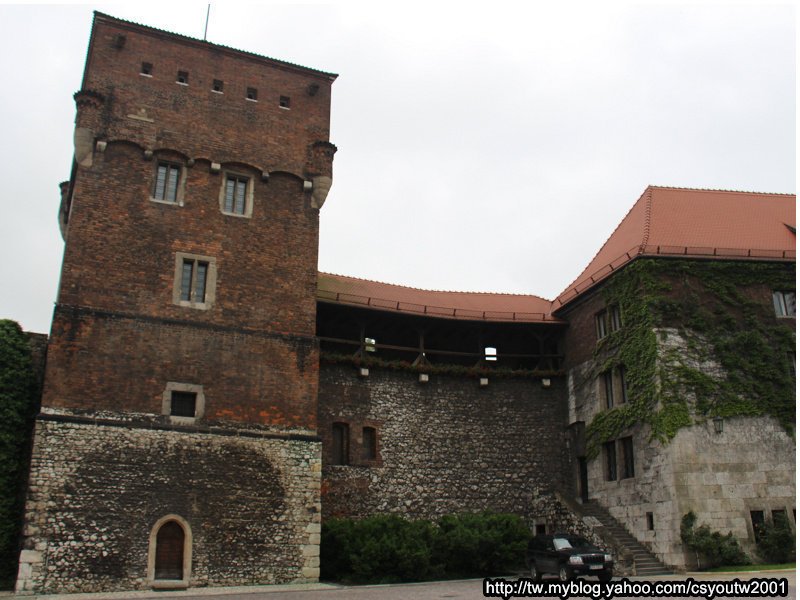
[319,365,569,521]
[16,416,320,594]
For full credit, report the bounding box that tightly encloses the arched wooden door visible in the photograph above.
[154,521,184,580]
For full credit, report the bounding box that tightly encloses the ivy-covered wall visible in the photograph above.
[561,258,795,569]
[0,321,43,589]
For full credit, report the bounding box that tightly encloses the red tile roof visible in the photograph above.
[317,273,561,323]
[553,186,796,309]
[317,187,795,321]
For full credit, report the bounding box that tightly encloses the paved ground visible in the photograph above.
[6,570,794,600]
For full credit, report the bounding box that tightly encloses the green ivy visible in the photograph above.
[585,260,795,457]
[0,321,39,588]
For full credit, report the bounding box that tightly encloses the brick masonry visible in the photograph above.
[318,365,570,520]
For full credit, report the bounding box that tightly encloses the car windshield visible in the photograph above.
[553,536,588,550]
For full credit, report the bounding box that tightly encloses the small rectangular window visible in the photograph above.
[279,95,290,108]
[595,310,607,340]
[153,162,180,203]
[176,70,189,85]
[246,87,258,101]
[212,79,224,93]
[773,291,796,317]
[141,62,153,76]
[224,175,249,215]
[604,441,617,481]
[602,371,614,409]
[609,304,622,332]
[362,426,377,461]
[620,436,635,478]
[646,512,654,530]
[332,423,349,466]
[170,391,196,417]
[364,337,377,353]
[485,346,498,362]
[180,259,209,303]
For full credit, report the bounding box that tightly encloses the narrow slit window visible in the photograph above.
[332,423,349,466]
[620,436,635,478]
[595,310,607,340]
[602,371,614,409]
[646,512,654,530]
[619,366,628,404]
[604,441,617,481]
[362,426,377,461]
[609,304,622,332]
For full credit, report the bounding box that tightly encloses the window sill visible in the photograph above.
[175,300,212,311]
[221,210,252,219]
[140,73,153,78]
[150,197,183,207]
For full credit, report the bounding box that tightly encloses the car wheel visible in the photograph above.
[598,572,612,583]
[559,566,572,582]
[530,562,542,582]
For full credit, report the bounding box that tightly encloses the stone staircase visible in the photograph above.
[579,500,672,577]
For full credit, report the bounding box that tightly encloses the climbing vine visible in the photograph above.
[584,259,795,457]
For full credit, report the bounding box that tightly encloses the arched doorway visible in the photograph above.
[155,521,184,580]
[148,515,192,588]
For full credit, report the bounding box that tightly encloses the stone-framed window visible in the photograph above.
[619,436,635,479]
[603,441,616,481]
[595,310,607,340]
[646,512,654,530]
[148,514,193,589]
[162,382,205,424]
[332,422,349,465]
[152,161,185,205]
[750,510,765,542]
[172,252,216,310]
[618,366,628,404]
[220,171,254,217]
[773,291,795,317]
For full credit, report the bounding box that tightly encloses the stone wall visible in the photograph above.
[16,417,320,594]
[318,364,569,521]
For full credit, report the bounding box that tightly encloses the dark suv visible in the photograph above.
[526,534,613,582]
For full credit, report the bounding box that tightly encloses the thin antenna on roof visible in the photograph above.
[203,4,211,41]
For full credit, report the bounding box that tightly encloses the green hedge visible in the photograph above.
[320,512,530,584]
[0,320,38,588]
[680,511,749,569]
[757,513,795,564]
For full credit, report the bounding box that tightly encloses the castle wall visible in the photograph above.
[318,364,570,520]
[17,419,320,594]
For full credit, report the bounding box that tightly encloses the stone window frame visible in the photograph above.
[603,440,616,481]
[609,304,622,332]
[162,381,205,425]
[331,422,350,466]
[219,169,255,218]
[601,370,614,409]
[359,421,383,466]
[172,252,217,310]
[151,160,187,206]
[147,514,193,589]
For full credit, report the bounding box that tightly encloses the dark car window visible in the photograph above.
[553,536,590,550]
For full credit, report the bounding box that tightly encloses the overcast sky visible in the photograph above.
[0,3,795,334]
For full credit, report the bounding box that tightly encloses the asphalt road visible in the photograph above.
[20,570,796,600]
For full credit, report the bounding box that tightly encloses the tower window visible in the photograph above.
[173,252,216,310]
[595,310,607,340]
[246,87,258,101]
[153,161,181,204]
[620,436,635,479]
[170,391,196,418]
[603,441,617,481]
[484,347,497,361]
[609,304,622,332]
[773,291,796,317]
[220,172,253,218]
[212,79,224,93]
[176,70,189,85]
[141,62,153,76]
[279,95,291,108]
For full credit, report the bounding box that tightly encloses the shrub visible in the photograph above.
[680,511,749,569]
[756,513,795,564]
[321,511,530,583]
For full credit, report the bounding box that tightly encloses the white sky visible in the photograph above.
[0,3,795,334]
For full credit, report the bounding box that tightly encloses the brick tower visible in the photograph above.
[17,12,336,593]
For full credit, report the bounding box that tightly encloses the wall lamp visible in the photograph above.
[713,416,724,434]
